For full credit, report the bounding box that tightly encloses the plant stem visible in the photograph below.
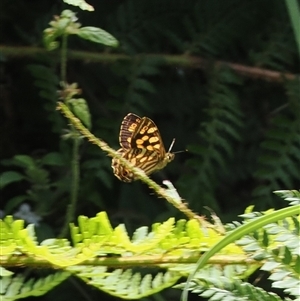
[60,34,67,84]
[58,34,81,237]
[60,135,80,237]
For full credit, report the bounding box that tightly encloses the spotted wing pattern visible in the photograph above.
[112,113,174,182]
[119,113,141,149]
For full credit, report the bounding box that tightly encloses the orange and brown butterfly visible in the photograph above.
[112,113,175,182]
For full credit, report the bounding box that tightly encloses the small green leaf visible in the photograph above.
[14,155,35,168]
[68,98,92,129]
[282,246,292,265]
[43,29,60,51]
[252,251,267,261]
[269,271,290,281]
[0,171,25,189]
[261,261,280,271]
[77,27,119,47]
[41,152,66,166]
[0,267,14,277]
[293,255,300,274]
[263,231,271,249]
[63,0,94,11]
[43,10,79,50]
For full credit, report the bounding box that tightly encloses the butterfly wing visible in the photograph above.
[119,113,141,149]
[130,117,166,159]
[113,114,172,182]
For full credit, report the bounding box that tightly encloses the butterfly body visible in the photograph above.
[112,113,174,182]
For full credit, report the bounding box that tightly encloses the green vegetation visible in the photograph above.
[0,0,299,300]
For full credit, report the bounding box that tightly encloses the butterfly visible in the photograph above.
[111,113,175,182]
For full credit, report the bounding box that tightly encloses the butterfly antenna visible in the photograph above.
[168,138,176,153]
[173,150,187,154]
[168,138,187,154]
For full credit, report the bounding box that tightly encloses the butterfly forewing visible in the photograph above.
[130,117,166,158]
[112,114,175,182]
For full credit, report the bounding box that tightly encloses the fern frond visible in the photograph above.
[1,212,227,268]
[177,263,289,301]
[1,193,298,300]
[183,0,256,56]
[186,278,286,301]
[249,16,296,69]
[274,189,300,206]
[179,68,243,209]
[235,204,300,298]
[106,0,190,53]
[253,105,300,207]
[27,63,63,133]
[71,214,223,255]
[107,56,162,118]
[68,265,180,300]
[0,272,70,301]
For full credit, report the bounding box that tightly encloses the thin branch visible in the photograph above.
[0,46,298,83]
[56,102,217,232]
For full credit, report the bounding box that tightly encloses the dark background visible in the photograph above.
[1,0,299,300]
